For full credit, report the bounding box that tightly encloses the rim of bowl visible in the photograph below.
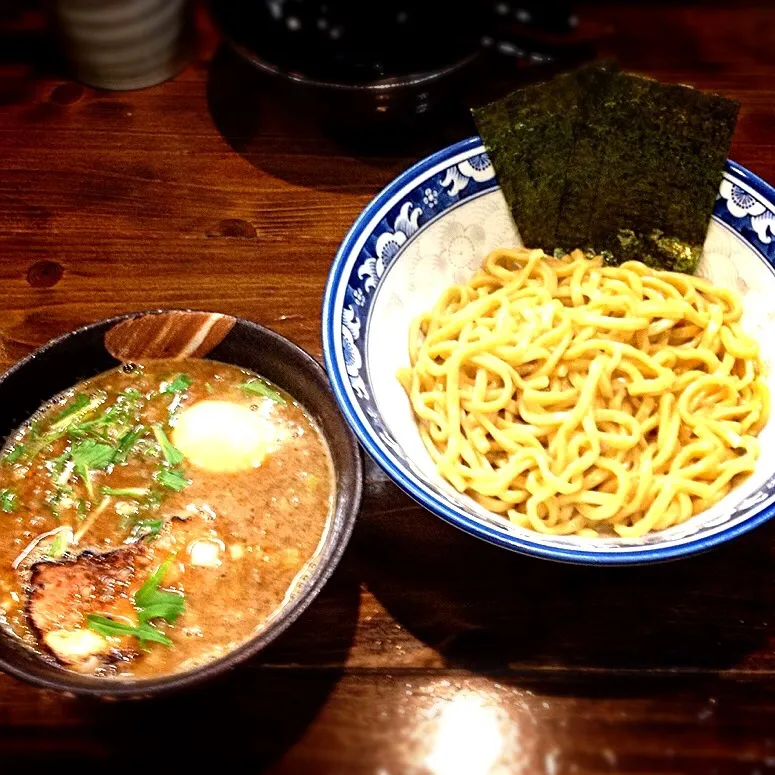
[322,136,775,566]
[0,310,363,697]
[209,2,482,94]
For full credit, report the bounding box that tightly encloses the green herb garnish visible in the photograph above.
[112,426,146,465]
[86,614,173,647]
[100,486,150,499]
[162,374,192,394]
[0,488,17,513]
[68,389,143,440]
[76,498,87,521]
[85,558,183,648]
[71,439,115,499]
[3,444,25,464]
[155,467,190,492]
[131,518,165,540]
[52,393,90,424]
[24,394,106,460]
[49,448,72,477]
[152,425,184,466]
[47,530,71,559]
[48,393,105,434]
[71,439,115,470]
[135,557,184,625]
[239,379,286,404]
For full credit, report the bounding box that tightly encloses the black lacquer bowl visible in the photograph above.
[0,310,362,698]
[208,0,482,132]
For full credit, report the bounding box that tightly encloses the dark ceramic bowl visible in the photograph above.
[0,310,362,698]
[208,0,482,133]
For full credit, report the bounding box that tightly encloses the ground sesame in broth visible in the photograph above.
[0,359,334,678]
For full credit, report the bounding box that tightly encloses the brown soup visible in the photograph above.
[0,359,334,678]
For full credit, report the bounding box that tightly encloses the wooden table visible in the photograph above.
[2,2,775,771]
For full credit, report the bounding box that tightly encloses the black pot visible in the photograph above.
[208,0,483,133]
[0,310,362,698]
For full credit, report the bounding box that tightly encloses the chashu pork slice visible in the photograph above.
[27,545,150,670]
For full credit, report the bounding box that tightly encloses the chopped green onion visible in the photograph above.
[100,486,150,499]
[71,439,114,501]
[52,393,90,424]
[152,425,183,466]
[24,395,106,461]
[161,374,192,394]
[86,614,172,648]
[239,379,286,404]
[0,488,17,513]
[71,440,115,470]
[155,467,190,492]
[112,426,146,465]
[135,557,184,625]
[49,393,105,434]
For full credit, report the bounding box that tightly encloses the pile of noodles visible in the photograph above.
[398,248,769,537]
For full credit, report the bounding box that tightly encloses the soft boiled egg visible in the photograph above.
[172,400,282,473]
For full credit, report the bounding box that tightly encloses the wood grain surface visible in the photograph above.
[2,2,775,772]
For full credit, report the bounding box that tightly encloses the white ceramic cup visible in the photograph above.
[53,0,195,91]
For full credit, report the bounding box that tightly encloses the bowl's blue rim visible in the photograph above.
[322,136,775,565]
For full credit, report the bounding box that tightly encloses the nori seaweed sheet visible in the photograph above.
[472,65,739,273]
[589,72,739,271]
[554,64,619,250]
[472,68,595,248]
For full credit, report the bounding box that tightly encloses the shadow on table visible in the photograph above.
[205,44,474,194]
[0,3,64,106]
[79,545,361,768]
[355,470,775,683]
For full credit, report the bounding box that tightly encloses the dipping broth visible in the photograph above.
[0,359,334,678]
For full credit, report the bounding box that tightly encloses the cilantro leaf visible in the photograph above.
[152,425,183,466]
[86,614,172,647]
[0,488,17,513]
[239,379,286,404]
[155,467,190,492]
[161,374,192,394]
[135,557,185,625]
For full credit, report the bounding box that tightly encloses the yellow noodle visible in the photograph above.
[398,248,770,537]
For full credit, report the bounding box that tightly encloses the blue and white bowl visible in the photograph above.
[323,137,775,564]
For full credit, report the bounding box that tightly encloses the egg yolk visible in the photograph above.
[172,400,278,473]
